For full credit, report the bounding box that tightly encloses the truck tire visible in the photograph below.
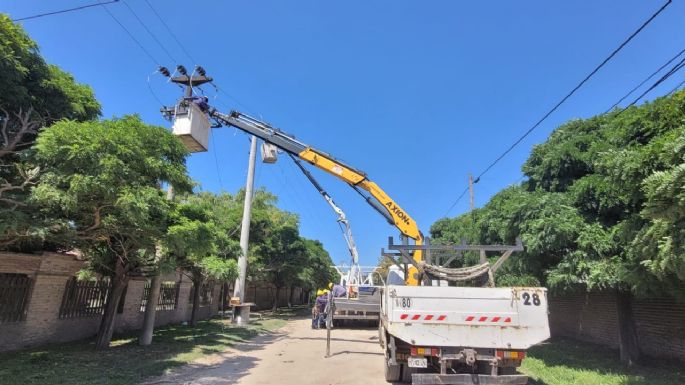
[384,359,401,382]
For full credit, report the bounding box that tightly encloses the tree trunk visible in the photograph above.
[95,260,129,350]
[288,285,294,308]
[190,277,203,327]
[221,282,229,314]
[616,289,640,365]
[272,286,280,312]
[139,274,161,346]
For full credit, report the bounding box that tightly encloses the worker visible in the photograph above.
[188,95,210,112]
[311,289,325,329]
[314,290,329,329]
[328,282,347,298]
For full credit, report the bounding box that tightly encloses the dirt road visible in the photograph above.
[146,317,390,385]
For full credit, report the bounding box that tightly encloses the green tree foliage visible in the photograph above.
[165,192,241,325]
[432,90,685,298]
[299,238,337,297]
[252,211,308,311]
[0,15,100,250]
[31,116,191,349]
[0,15,100,121]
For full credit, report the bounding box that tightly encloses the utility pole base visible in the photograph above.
[231,303,255,326]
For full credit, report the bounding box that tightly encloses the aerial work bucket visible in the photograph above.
[172,103,210,152]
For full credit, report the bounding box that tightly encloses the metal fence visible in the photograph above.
[140,281,180,312]
[0,273,33,323]
[59,277,110,319]
[189,281,214,306]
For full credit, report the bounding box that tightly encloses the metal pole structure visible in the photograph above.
[233,135,257,323]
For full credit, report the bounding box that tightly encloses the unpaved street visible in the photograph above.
[145,317,390,385]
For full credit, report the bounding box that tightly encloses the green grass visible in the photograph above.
[0,309,299,385]
[521,338,685,385]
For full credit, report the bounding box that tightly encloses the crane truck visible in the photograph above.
[168,98,550,385]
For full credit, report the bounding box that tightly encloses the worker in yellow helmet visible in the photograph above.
[329,282,347,298]
[312,289,326,329]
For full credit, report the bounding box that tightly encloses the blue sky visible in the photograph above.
[5,1,685,266]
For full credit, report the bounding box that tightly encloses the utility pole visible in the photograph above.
[469,173,475,212]
[161,65,257,324]
[233,136,257,308]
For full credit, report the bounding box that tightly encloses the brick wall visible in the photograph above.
[0,251,306,352]
[549,290,685,361]
[242,283,305,310]
[0,252,220,352]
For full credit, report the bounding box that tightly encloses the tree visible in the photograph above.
[298,238,336,303]
[31,116,191,349]
[165,193,241,326]
[251,208,307,311]
[0,15,100,251]
[0,15,100,122]
[432,89,685,364]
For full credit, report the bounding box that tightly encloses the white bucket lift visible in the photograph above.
[172,103,210,152]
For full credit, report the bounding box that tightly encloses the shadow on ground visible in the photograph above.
[0,313,289,385]
[140,330,286,385]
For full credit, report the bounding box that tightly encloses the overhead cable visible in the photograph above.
[622,55,685,110]
[120,0,177,63]
[442,0,673,217]
[143,0,198,65]
[666,78,685,97]
[605,47,685,113]
[100,2,160,65]
[12,0,120,22]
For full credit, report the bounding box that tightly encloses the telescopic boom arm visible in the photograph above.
[290,154,360,265]
[209,109,424,285]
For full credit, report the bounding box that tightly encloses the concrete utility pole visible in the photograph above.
[161,65,257,324]
[233,135,257,322]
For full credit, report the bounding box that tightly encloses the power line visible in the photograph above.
[138,1,257,115]
[143,0,197,65]
[623,55,685,110]
[666,77,685,96]
[605,47,685,113]
[442,187,469,218]
[120,0,177,63]
[442,0,672,217]
[100,2,160,66]
[210,129,225,191]
[12,0,120,22]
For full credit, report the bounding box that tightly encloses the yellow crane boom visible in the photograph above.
[209,109,424,285]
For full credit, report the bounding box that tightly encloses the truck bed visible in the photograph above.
[381,285,550,350]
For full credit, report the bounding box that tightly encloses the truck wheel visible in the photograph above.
[384,359,401,382]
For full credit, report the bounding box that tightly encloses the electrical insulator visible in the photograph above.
[177,65,187,76]
[159,66,171,77]
[196,66,206,76]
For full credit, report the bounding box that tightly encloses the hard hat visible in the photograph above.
[323,289,330,294]
[328,282,333,289]
[316,289,324,296]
